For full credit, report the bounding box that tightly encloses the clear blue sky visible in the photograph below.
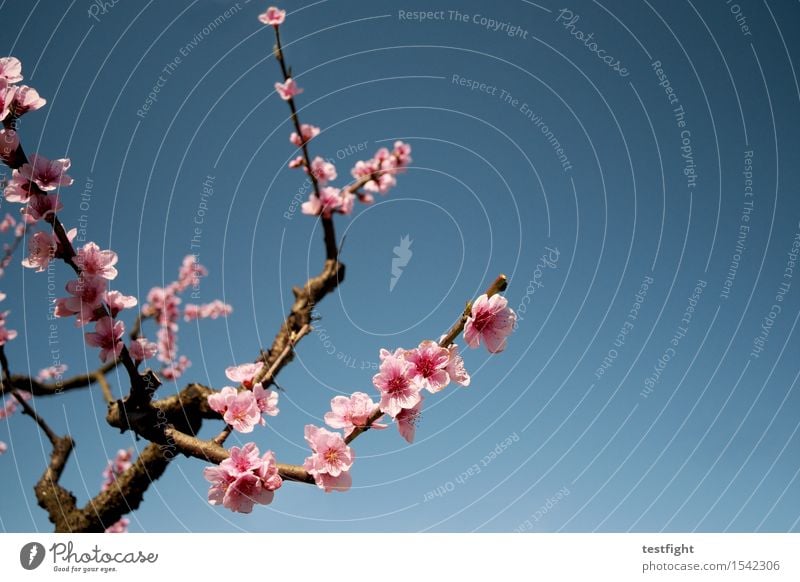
[1,0,799,532]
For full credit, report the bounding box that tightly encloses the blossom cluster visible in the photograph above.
[0,388,30,456]
[142,255,232,380]
[100,448,134,533]
[0,57,45,167]
[207,362,279,433]
[203,443,282,513]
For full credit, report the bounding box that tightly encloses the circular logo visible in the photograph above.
[19,542,45,570]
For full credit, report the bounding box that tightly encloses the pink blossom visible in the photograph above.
[393,140,412,168]
[105,290,137,317]
[207,387,261,433]
[309,156,337,184]
[301,186,347,218]
[464,294,516,353]
[288,156,304,169]
[183,299,232,321]
[0,441,6,455]
[101,449,133,491]
[258,6,286,26]
[74,242,118,280]
[290,123,319,147]
[404,340,451,393]
[84,316,125,362]
[253,383,279,418]
[0,129,19,160]
[10,86,46,116]
[0,390,29,419]
[54,275,107,325]
[225,361,264,388]
[36,364,68,383]
[275,78,303,100]
[105,518,129,533]
[396,399,423,444]
[303,425,354,492]
[176,255,207,291]
[204,443,282,513]
[129,338,158,363]
[19,155,73,191]
[0,80,12,121]
[324,391,384,437]
[0,305,16,346]
[155,325,177,363]
[21,230,58,272]
[3,171,34,203]
[21,193,62,223]
[0,213,15,233]
[445,344,471,387]
[373,349,422,417]
[0,57,22,83]
[160,355,191,380]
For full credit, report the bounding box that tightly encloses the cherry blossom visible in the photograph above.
[324,391,384,437]
[404,340,451,393]
[3,170,34,203]
[19,155,73,191]
[350,141,412,195]
[161,355,191,380]
[74,242,119,280]
[225,361,264,388]
[373,348,422,417]
[275,78,302,100]
[396,399,423,444]
[464,294,516,353]
[0,57,22,83]
[253,383,279,419]
[445,344,470,387]
[54,275,107,325]
[101,449,133,491]
[0,79,12,121]
[183,299,232,321]
[309,156,337,184]
[303,425,354,492]
[36,364,68,383]
[84,316,125,362]
[128,337,158,363]
[176,254,207,291]
[0,128,19,161]
[258,6,286,26]
[0,441,6,455]
[301,187,353,218]
[0,390,29,419]
[105,518,129,533]
[21,230,58,272]
[10,86,46,116]
[288,155,304,169]
[207,387,261,433]
[21,193,62,223]
[289,123,319,147]
[105,290,137,317]
[0,299,17,347]
[203,443,282,513]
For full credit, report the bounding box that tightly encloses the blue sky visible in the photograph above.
[0,0,799,532]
